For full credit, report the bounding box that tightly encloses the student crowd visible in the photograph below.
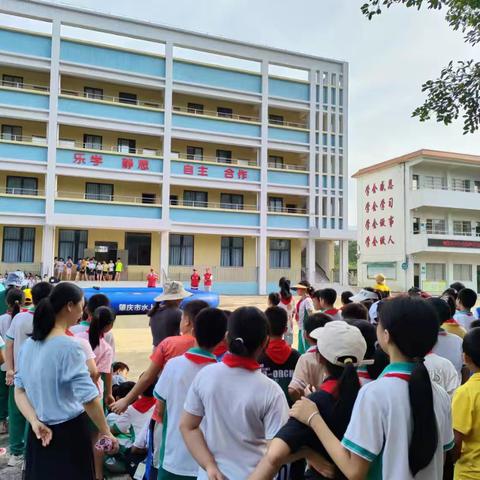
[0,275,479,480]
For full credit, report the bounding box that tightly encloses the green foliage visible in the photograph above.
[361,0,480,133]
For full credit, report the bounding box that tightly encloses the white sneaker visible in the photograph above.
[7,454,23,467]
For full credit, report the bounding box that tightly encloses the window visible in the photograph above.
[119,92,137,105]
[453,220,471,236]
[412,174,419,190]
[6,176,38,196]
[216,149,232,164]
[339,198,343,216]
[220,193,244,210]
[83,134,102,150]
[2,227,35,263]
[426,263,446,282]
[339,156,344,175]
[453,178,470,192]
[322,112,328,132]
[330,157,336,174]
[183,190,207,207]
[330,176,335,189]
[85,182,113,201]
[217,107,233,118]
[331,87,336,105]
[186,146,203,161]
[453,264,472,282]
[474,181,480,193]
[423,176,446,190]
[269,155,284,169]
[269,114,284,125]
[426,219,446,234]
[339,177,344,190]
[2,74,23,88]
[118,138,136,154]
[330,218,335,229]
[125,233,151,265]
[84,87,103,100]
[187,102,204,114]
[339,89,344,106]
[58,229,87,260]
[339,115,343,134]
[268,197,284,212]
[330,197,336,216]
[286,203,297,213]
[339,136,343,149]
[322,197,328,216]
[331,113,336,132]
[169,194,179,206]
[1,124,22,141]
[331,135,336,147]
[322,133,328,146]
[221,237,244,267]
[367,262,397,280]
[322,86,328,104]
[413,218,420,234]
[322,154,327,173]
[270,239,290,268]
[169,234,194,266]
[141,193,156,204]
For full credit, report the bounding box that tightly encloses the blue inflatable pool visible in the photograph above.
[82,287,219,315]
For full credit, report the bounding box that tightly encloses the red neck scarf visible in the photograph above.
[223,352,260,370]
[444,318,460,326]
[213,340,228,358]
[132,396,156,414]
[324,308,339,316]
[280,296,292,306]
[184,347,217,365]
[307,345,318,353]
[320,378,339,397]
[265,338,292,364]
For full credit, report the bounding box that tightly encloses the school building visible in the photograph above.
[354,149,480,293]
[0,0,352,294]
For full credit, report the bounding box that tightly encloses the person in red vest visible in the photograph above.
[146,268,159,288]
[203,267,213,292]
[190,269,200,290]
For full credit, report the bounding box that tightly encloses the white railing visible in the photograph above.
[414,229,480,238]
[56,190,161,205]
[174,153,258,167]
[268,206,307,215]
[267,162,307,171]
[60,88,163,109]
[0,133,47,144]
[1,81,49,92]
[0,187,45,196]
[171,199,258,211]
[268,119,308,129]
[57,139,161,156]
[172,104,260,123]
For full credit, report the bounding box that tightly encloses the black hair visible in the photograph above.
[442,288,458,301]
[86,293,110,317]
[6,288,24,318]
[341,303,369,321]
[441,295,457,317]
[296,280,315,297]
[378,296,439,476]
[31,281,53,306]
[458,288,477,310]
[268,292,280,306]
[113,361,129,373]
[313,288,337,306]
[32,283,83,341]
[89,306,115,350]
[470,319,480,329]
[227,307,268,358]
[426,297,451,327]
[368,346,390,380]
[223,310,232,318]
[450,282,466,293]
[304,312,333,336]
[194,308,227,349]
[113,381,136,400]
[265,306,288,337]
[463,328,480,368]
[279,277,292,301]
[183,300,209,321]
[341,291,353,305]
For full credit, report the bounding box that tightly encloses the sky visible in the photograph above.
[6,0,480,225]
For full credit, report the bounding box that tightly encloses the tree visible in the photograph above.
[361,1,480,133]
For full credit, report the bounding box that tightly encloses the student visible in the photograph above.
[372,273,390,293]
[268,292,281,307]
[190,269,200,291]
[454,288,477,331]
[5,281,53,467]
[0,288,24,434]
[312,288,342,320]
[203,267,213,292]
[289,296,454,480]
[108,260,115,280]
[250,321,367,480]
[113,361,130,386]
[96,261,103,281]
[14,282,118,479]
[114,258,123,281]
[293,280,315,354]
[278,277,295,346]
[110,299,208,415]
[65,257,74,281]
[440,295,466,338]
[259,307,300,405]
[452,328,480,479]
[340,291,353,307]
[288,313,333,403]
[57,258,65,280]
[450,282,466,294]
[349,289,380,314]
[341,303,369,322]
[155,308,227,480]
[101,261,108,281]
[181,306,289,480]
[146,268,158,288]
[53,256,59,278]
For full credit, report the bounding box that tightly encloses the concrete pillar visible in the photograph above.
[41,225,55,277]
[160,230,170,282]
[306,238,316,285]
[340,240,349,286]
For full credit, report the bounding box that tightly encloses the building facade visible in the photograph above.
[0,0,352,294]
[355,149,480,293]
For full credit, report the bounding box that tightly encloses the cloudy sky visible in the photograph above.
[7,0,480,224]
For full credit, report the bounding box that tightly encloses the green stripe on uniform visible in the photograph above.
[444,439,455,451]
[342,437,377,462]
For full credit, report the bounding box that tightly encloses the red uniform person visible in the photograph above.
[147,268,159,288]
[190,269,200,290]
[203,267,213,292]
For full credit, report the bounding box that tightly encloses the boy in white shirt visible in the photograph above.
[454,288,477,331]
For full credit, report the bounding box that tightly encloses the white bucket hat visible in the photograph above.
[349,289,379,303]
[154,280,192,302]
[310,320,368,367]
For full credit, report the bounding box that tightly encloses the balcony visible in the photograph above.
[170,199,260,227]
[171,154,260,182]
[409,185,480,211]
[267,162,309,187]
[268,122,309,144]
[408,230,480,254]
[59,90,164,125]
[0,28,51,58]
[0,135,48,163]
[56,141,163,173]
[172,106,261,138]
[267,206,309,230]
[0,82,49,110]
[0,188,45,215]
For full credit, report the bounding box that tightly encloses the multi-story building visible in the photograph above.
[0,0,352,293]
[355,149,480,293]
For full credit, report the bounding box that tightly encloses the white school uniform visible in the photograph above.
[432,331,463,379]
[184,362,289,480]
[5,309,35,368]
[0,312,12,372]
[424,353,460,396]
[454,311,475,331]
[342,362,454,480]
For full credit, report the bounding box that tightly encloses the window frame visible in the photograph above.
[269,239,291,269]
[125,232,151,266]
[84,86,104,100]
[169,234,194,266]
[1,124,22,141]
[2,74,24,88]
[186,145,203,161]
[58,229,88,260]
[217,107,233,118]
[216,149,232,164]
[220,193,244,210]
[220,236,244,267]
[269,114,284,125]
[117,138,136,154]
[268,155,284,169]
[187,102,204,114]
[268,197,284,212]
[85,182,114,201]
[6,176,38,196]
[83,134,103,150]
[2,226,35,263]
[118,91,138,105]
[183,190,208,208]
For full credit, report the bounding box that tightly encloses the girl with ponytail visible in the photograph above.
[278,277,296,346]
[293,280,315,354]
[13,282,118,480]
[287,295,454,480]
